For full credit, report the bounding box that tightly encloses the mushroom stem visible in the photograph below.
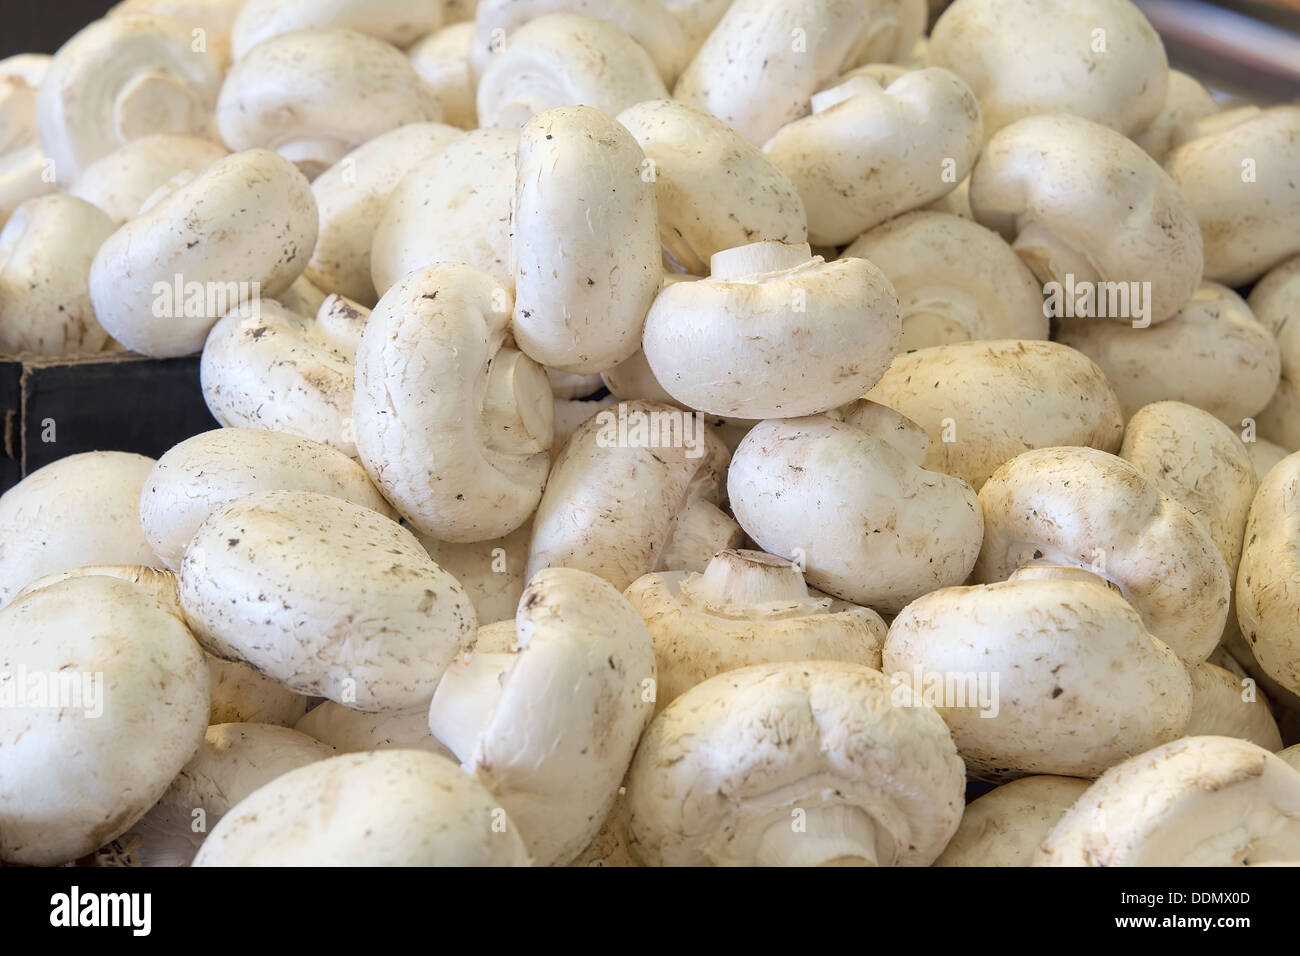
[482,347,555,456]
[683,549,810,606]
[1012,221,1102,290]
[427,651,514,764]
[657,499,745,574]
[810,75,881,114]
[754,805,881,866]
[113,71,197,140]
[709,241,812,280]
[898,287,983,350]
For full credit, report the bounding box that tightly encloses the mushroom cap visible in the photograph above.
[643,241,900,418]
[408,22,478,129]
[192,749,531,865]
[1248,256,1300,449]
[0,451,160,608]
[511,106,661,374]
[842,211,1047,349]
[476,14,667,129]
[90,148,317,358]
[728,415,983,614]
[36,14,223,183]
[107,0,244,65]
[926,0,1167,138]
[216,29,442,178]
[975,446,1230,662]
[972,113,1202,326]
[526,400,728,591]
[355,263,552,542]
[304,122,461,306]
[1246,439,1291,484]
[0,146,57,228]
[1166,106,1300,287]
[763,68,982,246]
[0,54,48,155]
[664,0,733,60]
[1057,282,1281,427]
[625,660,966,866]
[207,655,308,726]
[1185,662,1283,752]
[1033,736,1300,866]
[0,193,116,356]
[472,0,686,85]
[418,520,532,625]
[865,340,1123,491]
[200,298,356,456]
[370,127,517,297]
[429,567,656,866]
[1236,450,1300,698]
[179,489,476,711]
[933,775,1092,867]
[839,399,930,465]
[231,0,444,60]
[885,571,1192,780]
[131,722,335,866]
[296,701,452,758]
[0,576,209,865]
[1280,745,1300,774]
[1119,401,1258,574]
[616,99,806,276]
[140,427,396,570]
[69,133,227,225]
[1132,70,1218,163]
[625,550,886,710]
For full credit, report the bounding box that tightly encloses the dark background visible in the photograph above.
[2,0,118,58]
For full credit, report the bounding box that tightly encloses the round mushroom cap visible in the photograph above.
[131,722,335,866]
[0,451,160,608]
[843,211,1046,349]
[207,656,308,726]
[69,133,228,225]
[1034,736,1300,866]
[625,660,966,866]
[107,0,244,65]
[408,23,478,130]
[1246,439,1291,484]
[295,701,452,758]
[35,14,223,183]
[933,775,1092,867]
[975,446,1230,663]
[1185,662,1283,752]
[418,521,532,625]
[231,0,443,60]
[624,549,887,711]
[1248,256,1300,450]
[1056,282,1281,427]
[971,113,1202,326]
[864,339,1123,491]
[885,570,1192,780]
[429,568,655,866]
[926,0,1167,138]
[179,490,476,711]
[728,415,983,614]
[192,749,531,865]
[1132,70,1218,163]
[0,576,209,865]
[141,427,396,570]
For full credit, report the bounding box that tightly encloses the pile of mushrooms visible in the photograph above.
[2,0,1300,869]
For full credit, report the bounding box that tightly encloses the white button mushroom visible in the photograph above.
[36,15,223,184]
[933,776,1092,868]
[0,194,116,356]
[1165,106,1300,287]
[511,106,661,374]
[1056,282,1282,427]
[1245,439,1291,484]
[192,749,531,865]
[428,567,656,866]
[624,660,966,866]
[842,211,1047,349]
[1247,256,1300,450]
[0,576,209,865]
[0,55,48,157]
[179,490,476,711]
[643,240,900,418]
[728,414,983,614]
[408,23,478,129]
[417,520,532,625]
[296,701,453,759]
[1033,736,1300,866]
[764,68,982,246]
[975,446,1230,662]
[230,0,445,61]
[971,113,1202,327]
[886,566,1193,780]
[68,134,227,226]
[139,427,396,570]
[624,548,886,711]
[664,0,732,60]
[354,264,552,542]
[1185,662,1283,752]
[1131,69,1219,163]
[107,0,245,69]
[615,99,806,276]
[370,127,517,296]
[89,148,317,358]
[215,29,442,179]
[129,722,336,866]
[863,340,1123,491]
[925,0,1168,138]
[526,400,737,591]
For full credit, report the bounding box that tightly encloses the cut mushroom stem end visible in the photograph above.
[708,240,813,280]
[754,805,882,867]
